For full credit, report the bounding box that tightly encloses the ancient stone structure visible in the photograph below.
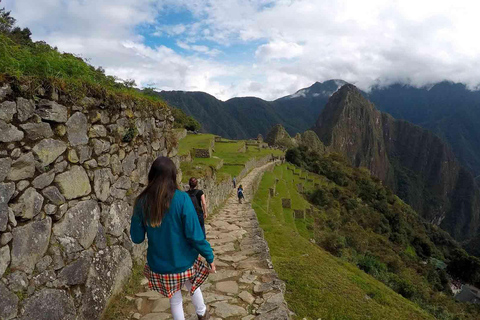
[293,209,305,220]
[269,187,275,197]
[281,199,291,209]
[296,183,303,193]
[0,82,178,320]
[194,148,211,158]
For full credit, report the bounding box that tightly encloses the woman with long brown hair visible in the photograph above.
[131,156,215,320]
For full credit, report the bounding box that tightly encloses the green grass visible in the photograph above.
[252,164,434,320]
[178,133,283,182]
[216,142,283,177]
[0,34,171,111]
[177,134,215,156]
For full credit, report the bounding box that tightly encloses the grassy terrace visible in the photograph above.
[179,134,283,183]
[252,164,433,320]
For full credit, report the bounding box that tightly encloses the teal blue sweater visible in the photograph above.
[130,190,214,274]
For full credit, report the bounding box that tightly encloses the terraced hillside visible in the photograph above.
[253,161,480,319]
[178,132,283,183]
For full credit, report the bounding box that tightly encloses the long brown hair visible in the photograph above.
[135,156,179,227]
[188,177,198,190]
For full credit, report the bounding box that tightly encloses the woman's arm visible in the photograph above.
[130,201,146,244]
[201,194,207,219]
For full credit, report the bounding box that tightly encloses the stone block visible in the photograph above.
[281,198,291,208]
[297,183,303,193]
[66,112,89,146]
[42,186,66,205]
[12,187,44,220]
[36,99,68,123]
[0,283,18,320]
[11,218,52,273]
[0,182,15,232]
[32,171,55,189]
[0,101,17,122]
[0,245,10,278]
[32,138,67,167]
[0,120,23,142]
[7,152,35,181]
[94,168,112,202]
[80,246,132,320]
[55,166,91,199]
[0,157,12,182]
[194,148,211,158]
[294,209,305,220]
[53,200,100,249]
[20,122,53,141]
[16,97,35,122]
[18,288,76,320]
[269,187,275,197]
[104,201,131,237]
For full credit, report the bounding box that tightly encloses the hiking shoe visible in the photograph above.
[197,309,210,320]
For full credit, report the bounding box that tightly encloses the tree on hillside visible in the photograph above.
[0,7,32,45]
[0,8,15,33]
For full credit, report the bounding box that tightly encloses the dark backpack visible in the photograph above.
[188,190,202,215]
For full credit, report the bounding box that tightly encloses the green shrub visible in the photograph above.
[389,275,417,299]
[358,254,388,277]
[322,232,346,256]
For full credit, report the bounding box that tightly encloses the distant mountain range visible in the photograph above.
[152,80,480,177]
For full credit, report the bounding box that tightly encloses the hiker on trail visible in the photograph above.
[232,176,237,188]
[237,185,245,204]
[130,156,215,320]
[187,177,207,238]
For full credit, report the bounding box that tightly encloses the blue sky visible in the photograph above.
[5,0,480,100]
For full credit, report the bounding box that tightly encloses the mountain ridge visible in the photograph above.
[311,84,480,245]
[153,79,480,177]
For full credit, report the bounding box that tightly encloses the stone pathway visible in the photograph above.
[128,162,290,320]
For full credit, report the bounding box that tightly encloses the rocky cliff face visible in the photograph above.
[313,84,480,244]
[0,81,178,320]
[314,85,389,180]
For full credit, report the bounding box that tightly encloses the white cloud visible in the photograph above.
[176,41,222,56]
[255,40,304,61]
[166,0,480,96]
[154,24,187,37]
[4,0,480,100]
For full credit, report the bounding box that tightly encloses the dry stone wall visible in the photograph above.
[0,82,178,320]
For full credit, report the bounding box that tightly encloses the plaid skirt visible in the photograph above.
[143,259,210,299]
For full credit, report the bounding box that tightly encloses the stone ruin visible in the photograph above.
[293,209,305,220]
[281,198,291,209]
[0,82,178,320]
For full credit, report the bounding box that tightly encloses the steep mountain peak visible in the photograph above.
[280,79,349,100]
[314,83,389,180]
[314,84,377,144]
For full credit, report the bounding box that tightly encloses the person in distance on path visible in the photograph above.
[130,156,215,320]
[237,184,245,204]
[187,177,207,238]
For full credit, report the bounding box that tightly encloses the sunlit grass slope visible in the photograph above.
[252,164,434,320]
